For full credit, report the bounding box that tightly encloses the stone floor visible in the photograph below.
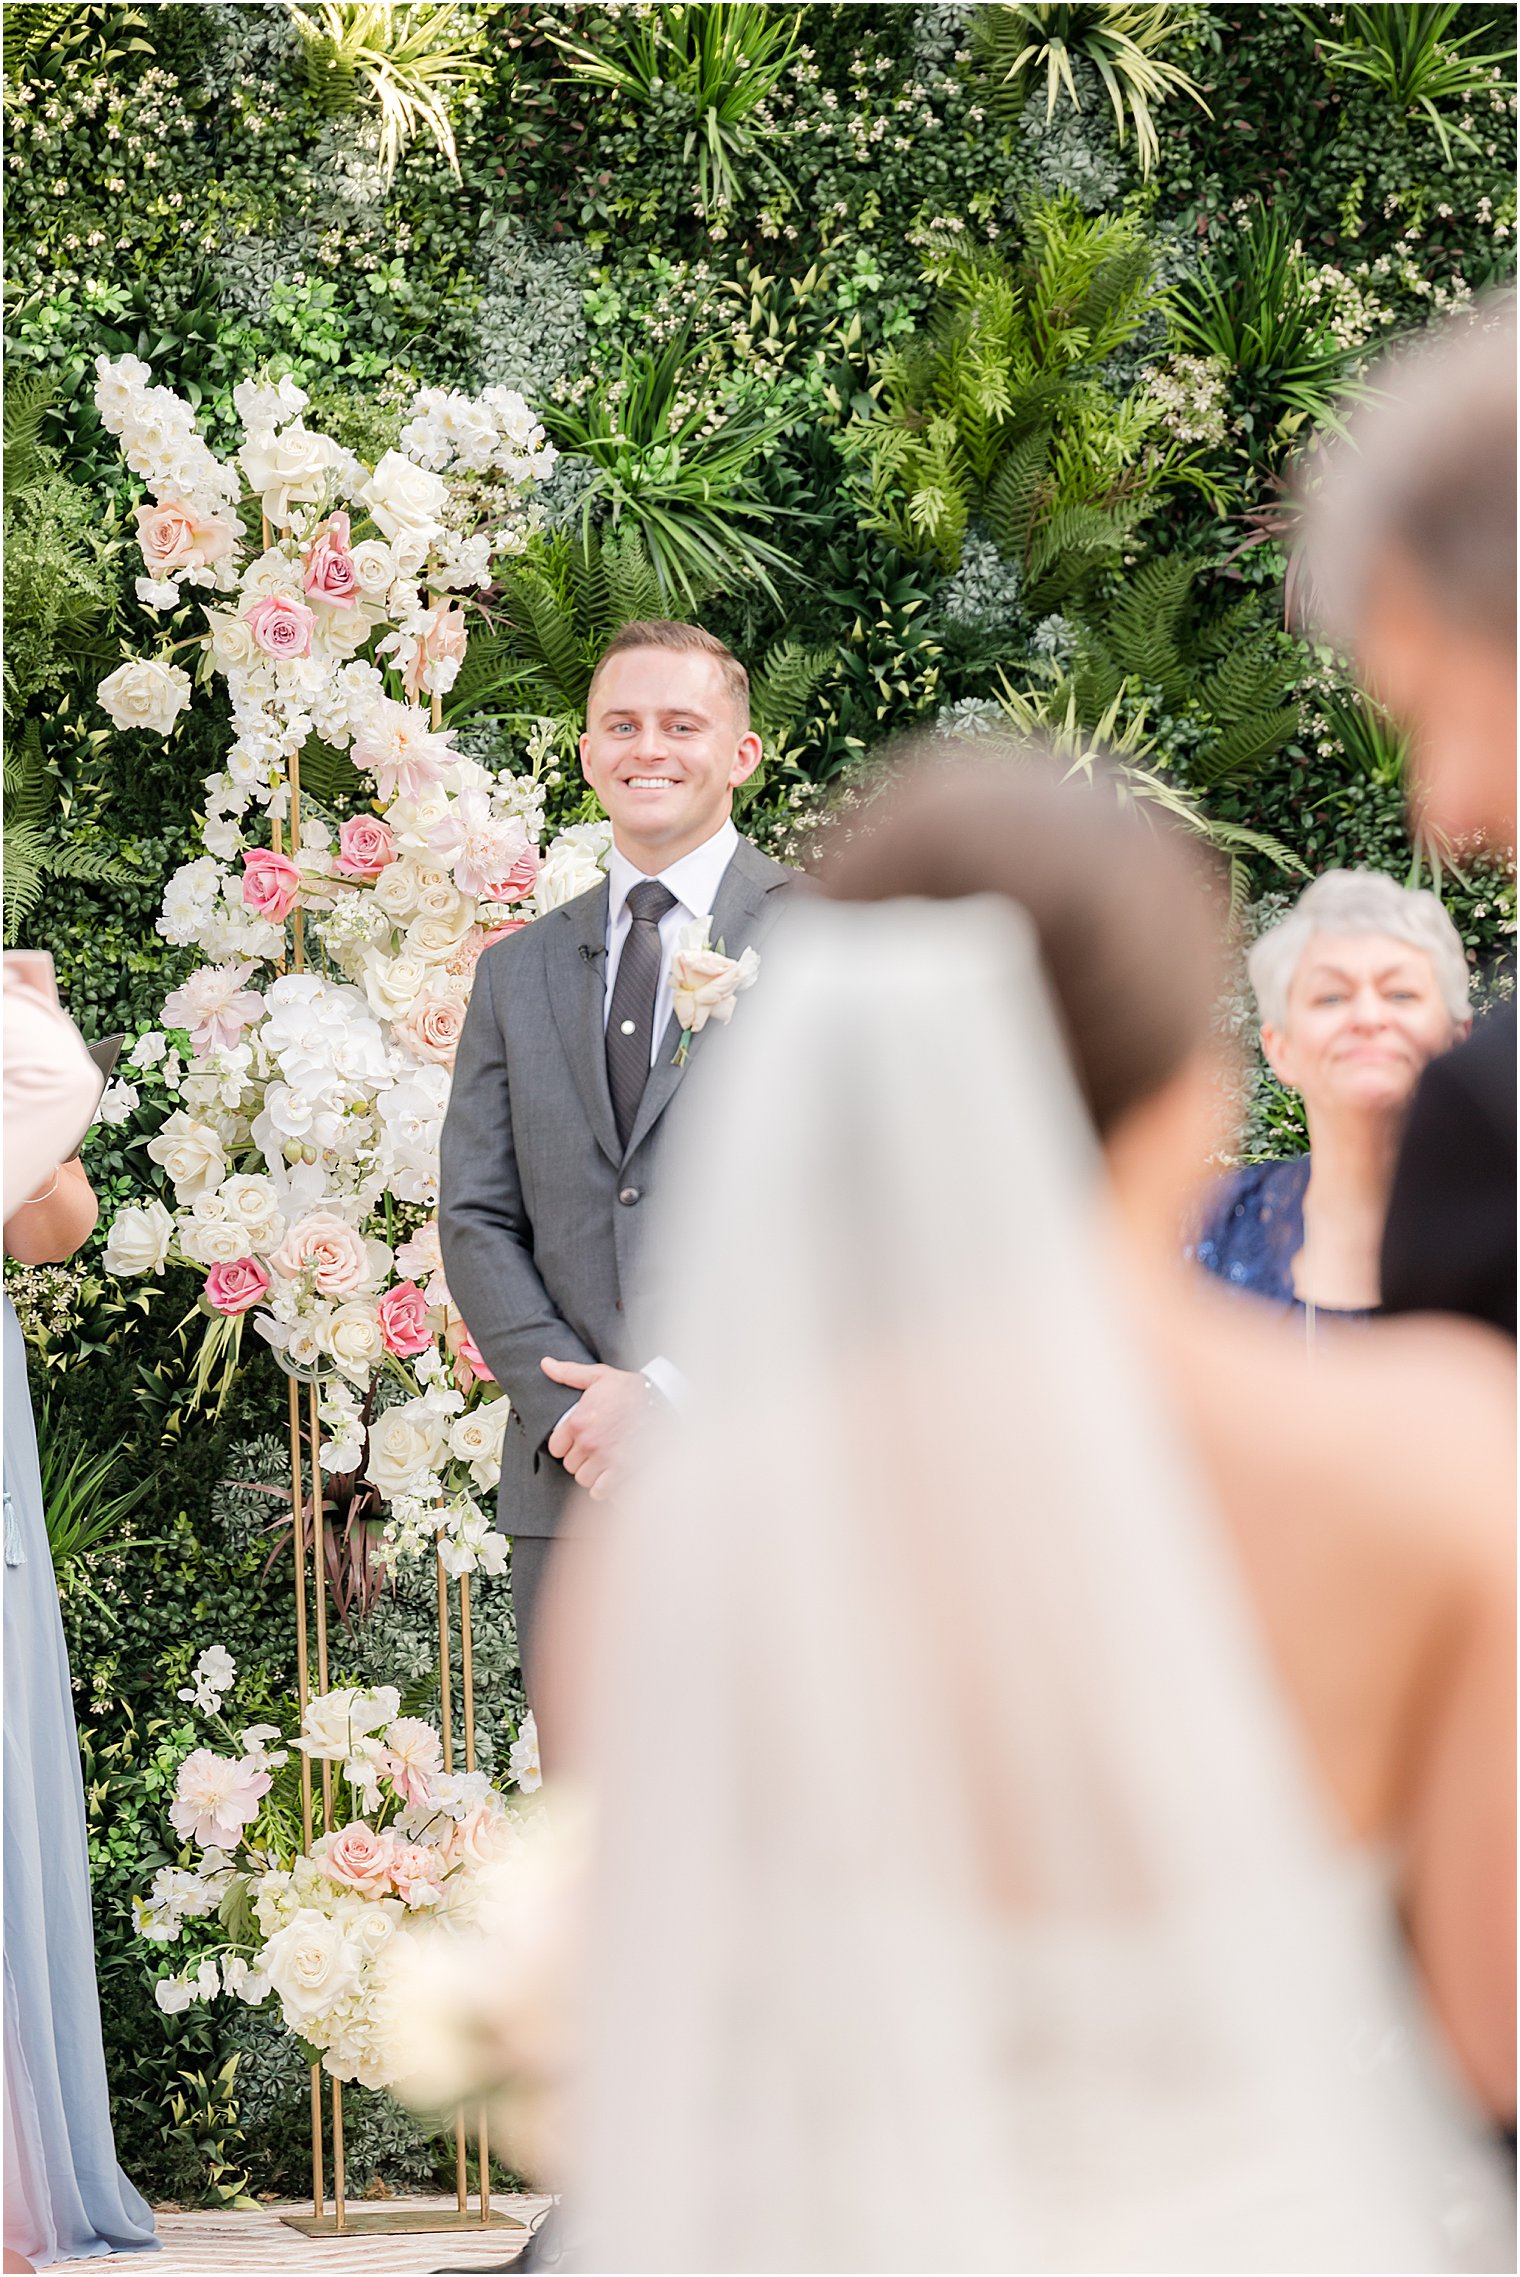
[80,2195,552,2274]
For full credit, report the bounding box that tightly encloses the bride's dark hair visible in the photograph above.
[818,738,1225,1139]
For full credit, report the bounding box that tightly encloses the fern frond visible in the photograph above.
[983,425,1052,563]
[1190,705,1301,787]
[3,372,56,496]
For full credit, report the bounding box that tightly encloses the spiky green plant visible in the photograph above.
[37,1398,160,1611]
[283,1,488,180]
[855,198,1209,589]
[994,667,1303,909]
[1166,201,1373,452]
[542,340,803,608]
[547,3,803,216]
[1319,688,1410,790]
[973,3,1211,175]
[1295,4,1514,162]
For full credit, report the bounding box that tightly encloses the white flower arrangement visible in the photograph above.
[92,354,604,1575]
[139,1654,541,2093]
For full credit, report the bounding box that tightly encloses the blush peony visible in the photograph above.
[169,1748,272,1848]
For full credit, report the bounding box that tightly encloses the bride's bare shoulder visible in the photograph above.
[1161,1279,1514,1567]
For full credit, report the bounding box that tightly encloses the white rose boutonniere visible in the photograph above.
[668,919,760,1066]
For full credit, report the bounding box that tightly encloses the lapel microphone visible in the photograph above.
[579,943,606,962]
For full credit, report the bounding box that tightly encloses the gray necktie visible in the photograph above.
[607,878,677,1151]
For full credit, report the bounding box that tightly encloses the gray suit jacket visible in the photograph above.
[439,832,795,1538]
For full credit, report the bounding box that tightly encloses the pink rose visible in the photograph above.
[481,920,529,948]
[241,847,302,921]
[205,1257,271,1316]
[244,593,315,660]
[273,1210,373,1298]
[394,990,466,1068]
[446,1803,512,1871]
[387,1840,447,1908]
[315,1820,394,1895]
[134,499,236,578]
[303,512,359,610]
[335,814,397,880]
[377,1280,433,1358]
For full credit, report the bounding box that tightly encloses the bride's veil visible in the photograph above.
[564,896,1503,2273]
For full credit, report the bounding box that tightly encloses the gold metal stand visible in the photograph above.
[274,733,514,2237]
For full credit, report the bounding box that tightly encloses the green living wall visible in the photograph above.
[4,0,1516,2203]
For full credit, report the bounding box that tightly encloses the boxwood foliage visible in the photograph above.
[3,0,1514,2200]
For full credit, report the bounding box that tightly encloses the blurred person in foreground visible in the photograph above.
[1191,870,1471,1320]
[2,955,159,2268]
[535,752,1513,2273]
[1295,295,1516,1336]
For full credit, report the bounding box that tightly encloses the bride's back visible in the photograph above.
[568,753,1514,2271]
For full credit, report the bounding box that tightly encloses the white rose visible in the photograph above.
[179,1199,258,1267]
[240,424,336,523]
[103,1198,177,1277]
[533,839,606,914]
[238,546,306,605]
[371,859,423,922]
[146,1109,227,1201]
[218,1173,284,1246]
[362,948,431,1022]
[365,1404,447,1496]
[347,538,397,603]
[447,1402,509,1489]
[406,909,474,963]
[326,1299,385,1383]
[262,1908,364,2031]
[99,657,193,737]
[203,609,258,675]
[361,451,448,543]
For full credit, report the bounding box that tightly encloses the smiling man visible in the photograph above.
[438,621,797,1713]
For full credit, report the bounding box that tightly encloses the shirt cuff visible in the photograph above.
[639,1355,687,1410]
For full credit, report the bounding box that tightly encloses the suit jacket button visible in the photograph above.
[618,1186,640,1206]
[614,1297,625,1313]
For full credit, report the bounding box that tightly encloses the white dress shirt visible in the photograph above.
[597,816,738,1410]
[603,816,739,1067]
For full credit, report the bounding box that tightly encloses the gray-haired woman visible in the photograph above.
[1191,869,1471,1316]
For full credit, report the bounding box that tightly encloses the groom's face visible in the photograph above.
[580,646,762,870]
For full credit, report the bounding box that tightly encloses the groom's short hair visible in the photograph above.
[588,620,751,729]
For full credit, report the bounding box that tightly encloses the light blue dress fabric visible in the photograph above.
[3,1296,158,2265]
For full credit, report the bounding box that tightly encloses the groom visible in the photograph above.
[439,621,796,1707]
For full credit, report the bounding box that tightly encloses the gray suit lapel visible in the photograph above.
[623,836,791,1161]
[546,880,621,1169]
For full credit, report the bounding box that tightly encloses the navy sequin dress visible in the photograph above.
[1189,1158,1310,1306]
[1189,1157,1371,1325]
